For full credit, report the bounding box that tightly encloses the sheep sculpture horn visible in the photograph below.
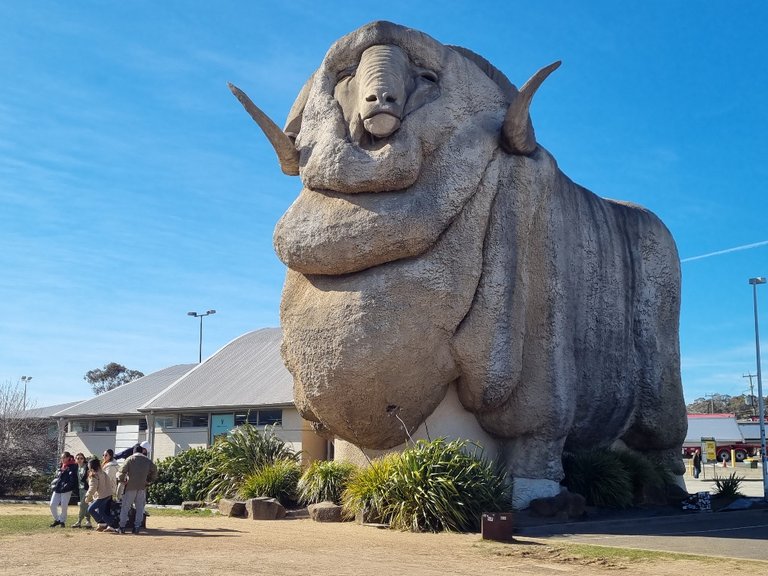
[500,61,561,156]
[228,82,300,176]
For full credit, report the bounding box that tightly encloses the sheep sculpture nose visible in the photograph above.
[358,45,410,138]
[365,90,398,105]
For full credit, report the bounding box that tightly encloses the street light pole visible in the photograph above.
[748,276,767,502]
[187,310,216,363]
[20,376,32,411]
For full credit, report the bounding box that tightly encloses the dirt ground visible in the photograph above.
[0,503,752,576]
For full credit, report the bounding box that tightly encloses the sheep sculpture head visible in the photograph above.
[231,21,687,508]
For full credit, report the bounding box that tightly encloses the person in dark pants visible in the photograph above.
[84,459,113,531]
[692,449,702,478]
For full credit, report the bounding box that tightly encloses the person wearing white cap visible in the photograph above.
[114,441,150,460]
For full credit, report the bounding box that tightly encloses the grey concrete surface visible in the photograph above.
[515,462,768,561]
[683,460,767,498]
[526,508,768,561]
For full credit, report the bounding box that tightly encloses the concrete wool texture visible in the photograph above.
[263,21,686,509]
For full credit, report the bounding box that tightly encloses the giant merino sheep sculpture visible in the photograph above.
[230,21,687,508]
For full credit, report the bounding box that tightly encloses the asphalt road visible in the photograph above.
[520,508,768,561]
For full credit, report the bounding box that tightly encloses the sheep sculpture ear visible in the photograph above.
[228,82,301,176]
[500,61,561,156]
[283,73,315,142]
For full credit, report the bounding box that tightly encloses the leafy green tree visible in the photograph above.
[84,363,144,395]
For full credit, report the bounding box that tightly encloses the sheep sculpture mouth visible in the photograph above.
[362,112,401,139]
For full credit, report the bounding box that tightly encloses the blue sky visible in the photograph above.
[1,1,766,407]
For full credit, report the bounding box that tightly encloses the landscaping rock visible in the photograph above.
[219,498,246,518]
[181,501,205,511]
[308,501,343,523]
[246,497,286,520]
[285,507,309,519]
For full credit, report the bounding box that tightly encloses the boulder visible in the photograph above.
[181,501,205,511]
[218,498,246,518]
[308,501,344,523]
[246,497,286,520]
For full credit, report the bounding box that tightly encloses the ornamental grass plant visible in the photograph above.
[205,424,299,500]
[713,472,744,499]
[562,448,634,509]
[613,449,672,503]
[238,459,302,507]
[342,452,401,522]
[343,439,510,532]
[297,460,357,505]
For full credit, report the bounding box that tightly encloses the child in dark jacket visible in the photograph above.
[49,452,78,527]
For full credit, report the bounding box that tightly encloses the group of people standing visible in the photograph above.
[49,441,157,534]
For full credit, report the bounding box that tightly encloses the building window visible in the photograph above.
[70,420,91,433]
[234,409,283,427]
[258,410,283,426]
[155,416,176,429]
[179,414,209,428]
[119,418,148,431]
[93,420,119,432]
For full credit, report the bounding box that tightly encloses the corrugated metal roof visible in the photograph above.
[55,364,197,417]
[686,414,744,443]
[21,400,84,419]
[140,328,293,411]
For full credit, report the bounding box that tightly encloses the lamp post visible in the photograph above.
[187,310,216,363]
[20,376,32,411]
[748,276,767,502]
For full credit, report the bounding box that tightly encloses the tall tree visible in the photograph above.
[84,363,144,395]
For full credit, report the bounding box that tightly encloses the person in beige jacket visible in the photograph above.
[101,449,119,496]
[115,444,158,534]
[83,459,113,531]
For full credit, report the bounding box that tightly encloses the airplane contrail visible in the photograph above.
[681,240,768,263]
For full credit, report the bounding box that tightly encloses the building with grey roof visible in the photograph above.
[22,400,84,419]
[56,328,326,463]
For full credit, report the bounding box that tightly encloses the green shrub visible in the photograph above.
[562,448,633,509]
[713,472,744,499]
[27,471,56,498]
[342,453,401,522]
[298,460,357,505]
[343,439,510,533]
[147,447,218,505]
[205,424,299,500]
[613,449,672,503]
[238,459,301,507]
